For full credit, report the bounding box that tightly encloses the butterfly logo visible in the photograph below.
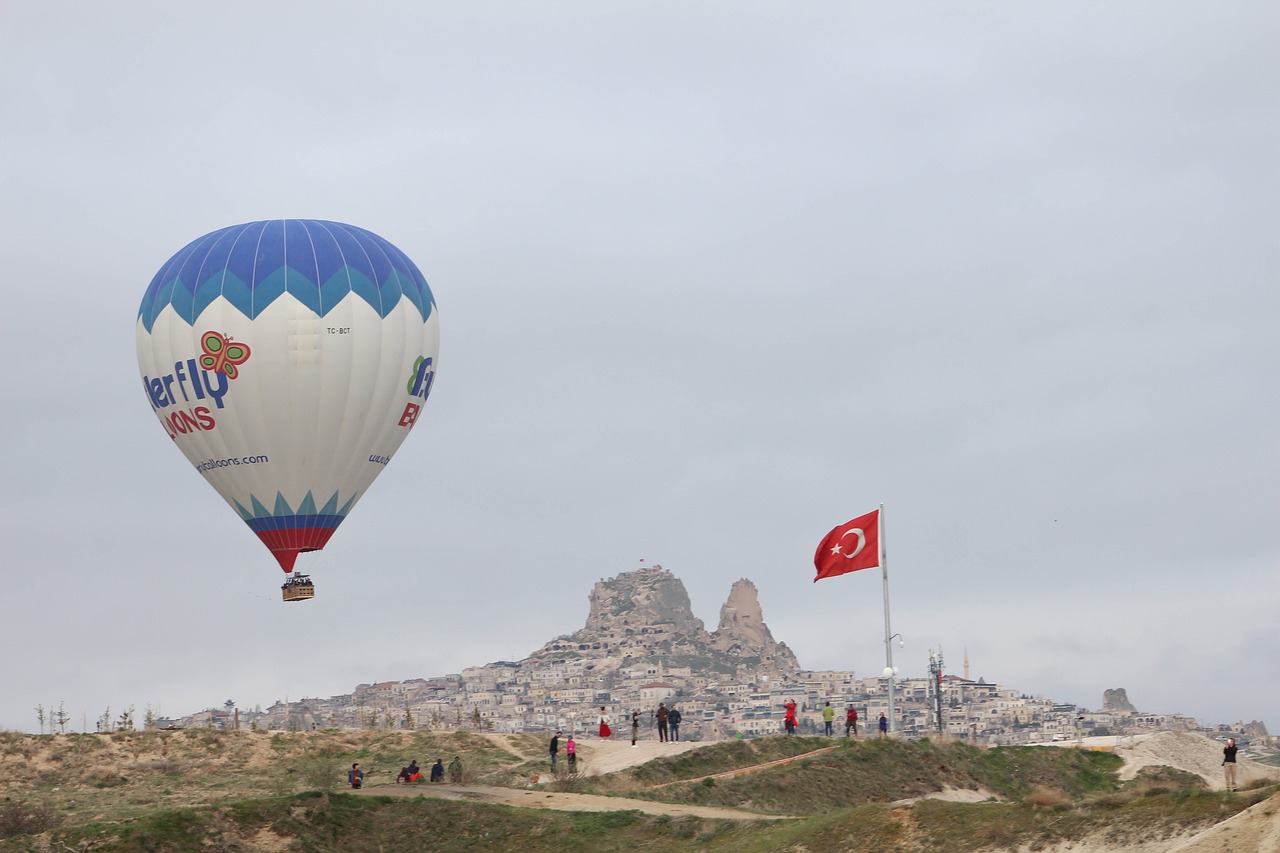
[199,331,251,379]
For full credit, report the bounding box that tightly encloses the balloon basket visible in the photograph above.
[281,574,315,602]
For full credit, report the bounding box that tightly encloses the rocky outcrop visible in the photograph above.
[583,566,704,636]
[710,579,801,672]
[1241,720,1270,740]
[527,566,801,681]
[1103,688,1137,715]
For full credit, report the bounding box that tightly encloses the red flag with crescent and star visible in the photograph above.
[814,509,881,582]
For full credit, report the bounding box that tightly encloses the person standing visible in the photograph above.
[631,710,640,747]
[348,762,364,789]
[668,706,682,742]
[822,702,835,736]
[549,731,561,771]
[566,735,577,771]
[448,756,463,783]
[845,705,858,738]
[656,702,670,742]
[430,758,444,782]
[878,713,888,739]
[1223,738,1239,791]
[597,707,612,738]
[784,700,798,735]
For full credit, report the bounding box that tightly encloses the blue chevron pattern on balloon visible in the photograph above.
[138,220,436,332]
[233,490,360,532]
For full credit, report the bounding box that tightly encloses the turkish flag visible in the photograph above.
[814,509,881,582]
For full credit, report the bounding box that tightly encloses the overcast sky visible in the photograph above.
[1,2,1275,734]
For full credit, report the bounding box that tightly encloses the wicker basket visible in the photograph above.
[282,580,315,602]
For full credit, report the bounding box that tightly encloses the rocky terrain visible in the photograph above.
[528,565,801,681]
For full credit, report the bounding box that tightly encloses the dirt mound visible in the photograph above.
[1115,731,1280,790]
[1164,790,1280,852]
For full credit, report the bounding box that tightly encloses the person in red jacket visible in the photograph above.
[845,705,859,738]
[783,700,798,735]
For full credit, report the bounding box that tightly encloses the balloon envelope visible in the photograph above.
[136,220,439,572]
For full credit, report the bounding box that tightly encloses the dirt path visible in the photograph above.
[354,782,791,821]
[650,745,841,787]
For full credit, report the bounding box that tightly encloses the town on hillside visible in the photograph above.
[158,567,1271,751]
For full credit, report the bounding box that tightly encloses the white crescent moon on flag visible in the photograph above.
[840,527,866,559]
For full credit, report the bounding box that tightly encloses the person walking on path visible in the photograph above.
[878,713,888,738]
[822,702,835,736]
[549,731,561,771]
[783,700,798,735]
[448,756,463,783]
[1223,738,1239,791]
[656,703,670,742]
[566,735,577,771]
[348,762,364,789]
[597,707,612,738]
[845,705,858,738]
[631,711,640,747]
[668,706,682,741]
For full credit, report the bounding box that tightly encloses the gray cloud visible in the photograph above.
[0,1,1275,732]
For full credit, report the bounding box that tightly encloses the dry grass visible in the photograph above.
[1026,784,1069,808]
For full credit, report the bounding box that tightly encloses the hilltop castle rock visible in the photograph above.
[529,565,801,681]
[1103,688,1138,715]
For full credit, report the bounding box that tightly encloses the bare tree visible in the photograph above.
[97,707,111,733]
[34,705,45,735]
[116,706,135,732]
[143,703,157,731]
[53,702,70,734]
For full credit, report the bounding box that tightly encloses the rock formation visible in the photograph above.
[527,566,801,681]
[583,566,704,636]
[710,579,801,672]
[1103,687,1137,715]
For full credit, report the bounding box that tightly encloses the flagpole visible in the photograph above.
[880,503,896,735]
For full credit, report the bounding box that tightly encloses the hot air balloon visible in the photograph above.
[136,220,439,601]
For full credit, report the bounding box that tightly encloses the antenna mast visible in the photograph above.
[927,647,945,735]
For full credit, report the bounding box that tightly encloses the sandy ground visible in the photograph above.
[570,736,712,776]
[1166,791,1280,852]
[1037,731,1280,791]
[360,735,1000,819]
[357,736,791,820]
[355,782,791,821]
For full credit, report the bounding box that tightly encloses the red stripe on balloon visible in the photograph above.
[255,528,338,572]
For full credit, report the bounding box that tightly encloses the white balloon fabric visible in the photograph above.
[136,220,439,574]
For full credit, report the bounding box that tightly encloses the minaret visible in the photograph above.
[963,647,970,681]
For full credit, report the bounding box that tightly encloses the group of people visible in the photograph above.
[548,730,578,771]
[548,703,689,770]
[347,757,462,789]
[785,701,888,738]
[594,704,684,745]
[394,758,450,784]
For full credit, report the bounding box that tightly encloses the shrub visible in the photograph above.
[1026,785,1069,808]
[0,799,60,839]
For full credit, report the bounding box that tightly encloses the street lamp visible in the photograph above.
[884,634,903,734]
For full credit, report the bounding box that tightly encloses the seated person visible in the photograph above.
[396,766,410,784]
